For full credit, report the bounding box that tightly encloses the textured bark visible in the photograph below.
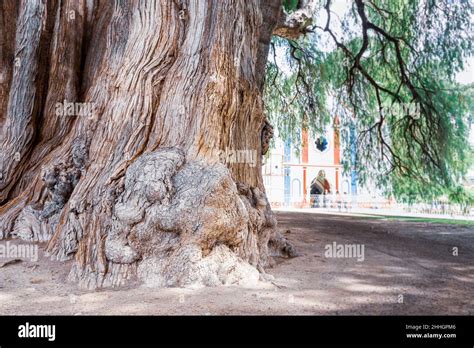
[0,0,296,289]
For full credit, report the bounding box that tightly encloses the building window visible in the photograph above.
[342,180,350,195]
[292,179,301,198]
[314,136,330,153]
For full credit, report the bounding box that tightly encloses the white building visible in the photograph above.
[263,118,361,208]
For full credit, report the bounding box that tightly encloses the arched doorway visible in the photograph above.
[310,170,331,207]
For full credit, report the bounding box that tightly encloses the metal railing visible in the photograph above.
[269,194,474,217]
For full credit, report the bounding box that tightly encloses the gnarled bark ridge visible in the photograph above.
[0,0,298,289]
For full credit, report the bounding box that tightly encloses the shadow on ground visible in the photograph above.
[0,211,472,314]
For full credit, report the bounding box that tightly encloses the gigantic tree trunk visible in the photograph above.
[0,0,295,289]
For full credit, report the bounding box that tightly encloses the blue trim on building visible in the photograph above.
[284,138,291,207]
[350,125,357,196]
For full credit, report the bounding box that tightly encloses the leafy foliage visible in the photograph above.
[264,0,474,202]
[283,0,300,12]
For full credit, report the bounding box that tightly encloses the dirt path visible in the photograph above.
[1,211,473,315]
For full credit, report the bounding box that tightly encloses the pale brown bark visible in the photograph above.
[0,0,296,289]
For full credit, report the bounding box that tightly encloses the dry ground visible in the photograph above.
[0,211,473,315]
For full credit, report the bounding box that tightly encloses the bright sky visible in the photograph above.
[456,57,474,85]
